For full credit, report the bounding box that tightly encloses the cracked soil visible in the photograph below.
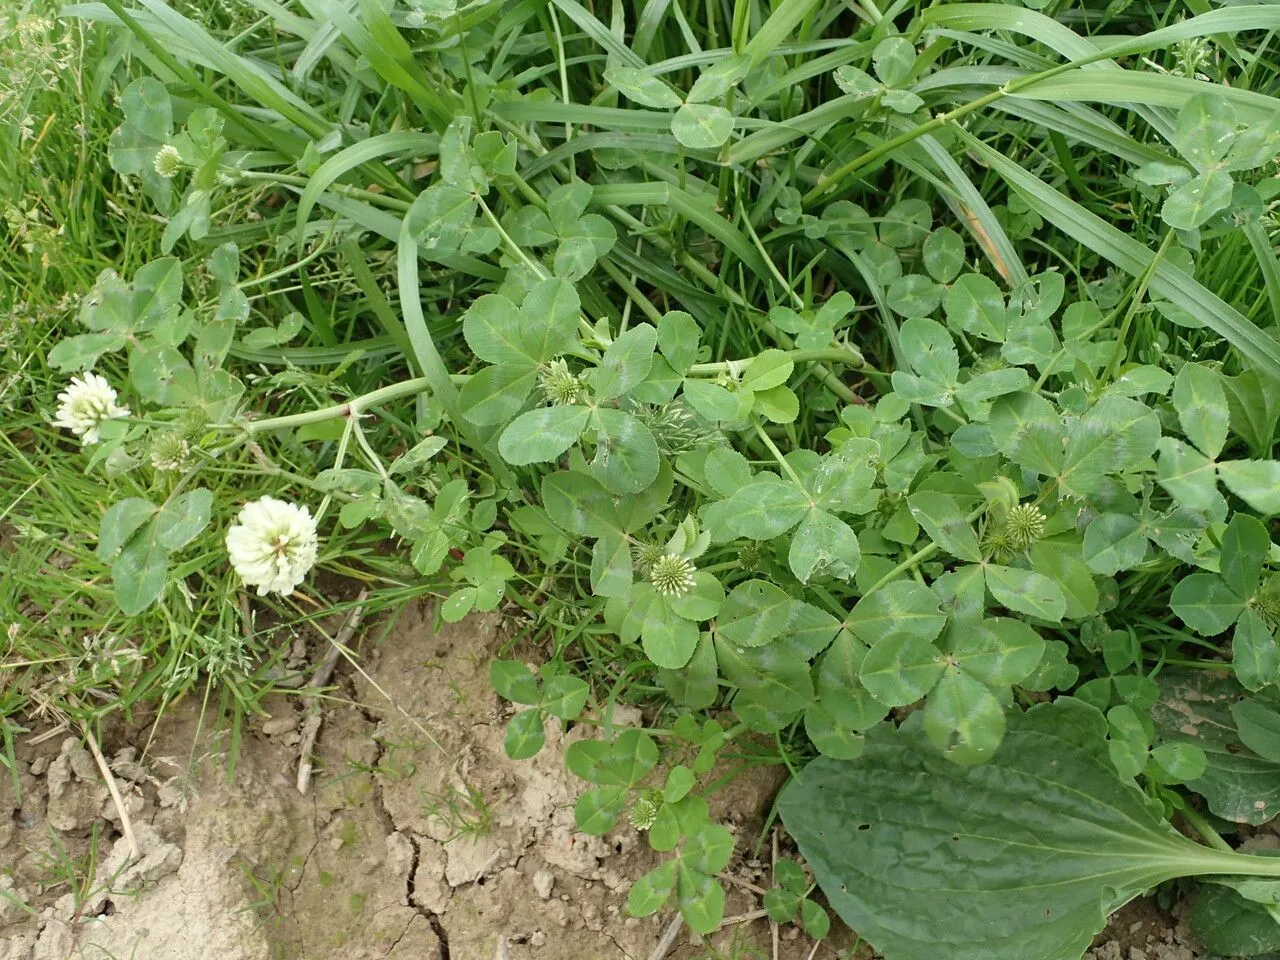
[0,602,821,960]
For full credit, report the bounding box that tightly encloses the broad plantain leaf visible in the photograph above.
[1151,671,1280,825]
[780,699,1280,960]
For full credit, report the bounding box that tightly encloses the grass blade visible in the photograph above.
[295,132,439,248]
[743,0,824,67]
[960,131,1280,381]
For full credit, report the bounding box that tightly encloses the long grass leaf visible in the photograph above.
[924,4,1280,62]
[592,181,772,285]
[913,133,1027,287]
[1244,222,1280,331]
[492,100,672,130]
[549,0,645,68]
[298,0,454,129]
[959,131,1280,381]
[229,336,398,366]
[135,0,329,137]
[743,0,824,67]
[633,0,673,58]
[396,220,514,484]
[520,133,684,179]
[727,94,871,165]
[295,132,439,249]
[921,66,1280,122]
[984,100,1171,167]
[239,0,363,80]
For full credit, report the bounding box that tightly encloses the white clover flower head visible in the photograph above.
[149,433,190,472]
[225,496,319,597]
[153,144,183,179]
[52,371,130,444]
[649,553,695,597]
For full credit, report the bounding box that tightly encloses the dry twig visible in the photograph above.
[82,721,139,861]
[296,590,367,794]
[647,914,683,960]
[771,828,781,960]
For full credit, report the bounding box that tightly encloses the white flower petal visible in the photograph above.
[225,496,319,596]
[51,371,130,445]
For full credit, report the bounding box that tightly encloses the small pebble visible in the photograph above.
[532,869,555,900]
[262,715,299,737]
[63,740,97,782]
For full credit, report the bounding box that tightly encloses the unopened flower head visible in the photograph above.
[1005,503,1047,550]
[1253,585,1280,631]
[226,497,319,597]
[629,790,662,831]
[633,542,666,575]
[52,372,130,444]
[649,553,695,597]
[539,358,583,405]
[153,144,182,179]
[150,433,190,471]
[737,541,763,571]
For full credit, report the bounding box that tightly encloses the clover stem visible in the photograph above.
[753,421,805,488]
[313,416,355,525]
[477,196,599,345]
[478,196,546,278]
[1095,227,1176,396]
[860,504,988,601]
[234,377,435,435]
[689,346,867,375]
[352,418,390,481]
[736,189,805,309]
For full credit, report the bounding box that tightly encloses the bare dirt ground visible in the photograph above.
[1085,899,1202,960]
[0,598,1211,960]
[0,602,858,960]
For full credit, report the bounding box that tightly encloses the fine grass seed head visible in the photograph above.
[1174,35,1215,79]
[627,400,718,456]
[649,553,696,597]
